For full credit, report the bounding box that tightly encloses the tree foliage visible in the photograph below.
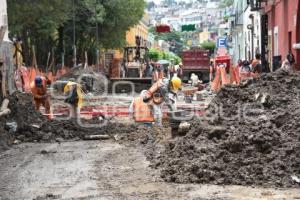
[7,0,145,67]
[145,48,181,64]
[200,40,216,52]
[149,27,184,56]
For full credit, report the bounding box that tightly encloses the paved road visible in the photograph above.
[0,141,299,200]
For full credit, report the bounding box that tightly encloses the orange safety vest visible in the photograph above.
[30,77,49,97]
[133,97,154,122]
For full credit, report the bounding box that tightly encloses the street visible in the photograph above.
[0,141,299,200]
[0,0,300,199]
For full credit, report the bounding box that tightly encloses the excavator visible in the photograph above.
[109,36,152,85]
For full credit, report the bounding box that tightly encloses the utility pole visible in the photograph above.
[73,0,77,68]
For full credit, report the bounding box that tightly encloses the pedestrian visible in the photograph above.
[209,59,215,82]
[64,78,84,119]
[240,60,251,73]
[152,64,164,83]
[176,63,183,79]
[252,54,263,74]
[281,52,296,71]
[31,76,52,119]
[129,90,154,127]
[143,76,182,126]
[169,65,175,79]
[144,62,153,77]
[252,54,261,67]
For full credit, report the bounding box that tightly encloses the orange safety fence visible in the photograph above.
[14,69,23,91]
[13,66,33,93]
[220,67,230,85]
[230,65,241,84]
[211,67,221,92]
[28,67,38,84]
[55,67,68,80]
[47,71,55,82]
[20,66,31,92]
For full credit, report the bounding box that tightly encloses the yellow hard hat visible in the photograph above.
[171,76,182,92]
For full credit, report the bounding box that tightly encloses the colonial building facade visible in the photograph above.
[231,0,300,71]
[263,0,300,70]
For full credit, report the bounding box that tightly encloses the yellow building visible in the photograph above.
[113,13,150,60]
[126,14,150,47]
[199,29,211,44]
[105,14,151,77]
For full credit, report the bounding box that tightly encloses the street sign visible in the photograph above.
[217,38,227,48]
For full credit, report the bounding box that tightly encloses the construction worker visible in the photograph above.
[64,78,84,118]
[31,76,51,119]
[143,76,182,126]
[152,64,164,83]
[190,73,199,86]
[129,90,154,126]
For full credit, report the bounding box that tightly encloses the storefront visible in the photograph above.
[263,0,300,70]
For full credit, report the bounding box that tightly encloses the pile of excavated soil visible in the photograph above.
[152,69,300,187]
[0,92,136,151]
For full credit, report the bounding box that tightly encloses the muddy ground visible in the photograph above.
[0,69,299,199]
[0,92,137,146]
[0,141,299,200]
[153,69,300,187]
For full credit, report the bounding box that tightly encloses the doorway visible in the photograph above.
[288,31,292,52]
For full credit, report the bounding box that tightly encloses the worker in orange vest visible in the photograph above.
[129,90,154,126]
[30,76,51,119]
[143,76,182,126]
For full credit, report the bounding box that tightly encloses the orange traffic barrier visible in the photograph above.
[19,66,31,92]
[47,71,54,82]
[211,67,221,92]
[230,65,241,84]
[220,67,230,85]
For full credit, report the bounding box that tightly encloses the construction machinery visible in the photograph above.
[109,36,152,84]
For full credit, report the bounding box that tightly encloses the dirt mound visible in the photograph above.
[0,92,136,151]
[153,69,300,187]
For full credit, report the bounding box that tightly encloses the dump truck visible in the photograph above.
[181,49,210,82]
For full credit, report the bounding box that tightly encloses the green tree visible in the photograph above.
[149,27,184,56]
[145,48,181,64]
[7,0,72,66]
[200,40,216,52]
[145,48,161,61]
[7,0,145,67]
